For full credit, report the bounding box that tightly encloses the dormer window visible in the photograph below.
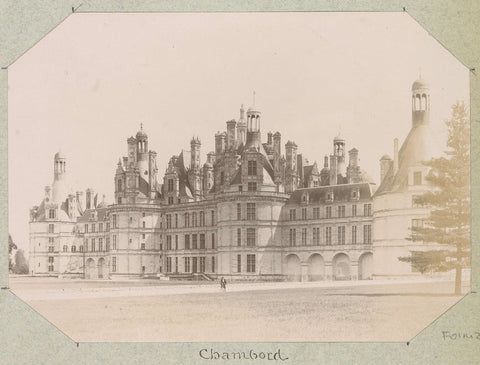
[301,192,309,204]
[48,209,56,219]
[326,191,334,202]
[248,160,257,175]
[351,188,360,201]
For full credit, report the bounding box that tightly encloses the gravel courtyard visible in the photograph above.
[9,278,467,342]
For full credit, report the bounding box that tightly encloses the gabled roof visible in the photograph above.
[287,183,373,205]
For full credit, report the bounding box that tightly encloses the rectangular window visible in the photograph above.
[246,203,256,220]
[168,196,173,205]
[220,171,224,185]
[352,225,357,244]
[185,213,189,227]
[337,226,345,245]
[212,256,216,273]
[364,204,372,216]
[237,254,242,273]
[239,185,243,192]
[166,235,172,250]
[192,257,198,273]
[106,222,110,231]
[175,257,178,272]
[200,212,205,226]
[246,228,256,247]
[166,214,172,229]
[48,224,55,233]
[338,206,345,218]
[175,235,178,250]
[326,227,332,245]
[166,257,172,272]
[175,214,178,228]
[84,224,88,233]
[192,212,197,227]
[247,254,256,273]
[248,160,257,175]
[200,234,205,249]
[237,203,242,220]
[289,228,296,247]
[364,225,372,244]
[112,256,117,272]
[91,239,96,252]
[141,242,145,250]
[211,210,215,226]
[289,209,296,221]
[313,227,320,245]
[326,206,332,219]
[248,182,257,191]
[106,237,110,251]
[199,257,206,272]
[99,223,103,232]
[49,237,54,244]
[237,228,241,246]
[48,256,54,263]
[301,208,307,220]
[211,233,215,249]
[99,238,103,251]
[91,223,96,233]
[184,257,191,272]
[142,221,146,228]
[413,171,422,185]
[112,235,117,250]
[192,234,197,249]
[185,235,190,250]
[48,209,55,219]
[48,245,54,253]
[168,179,174,192]
[352,205,357,217]
[301,228,307,245]
[112,215,117,228]
[313,207,320,219]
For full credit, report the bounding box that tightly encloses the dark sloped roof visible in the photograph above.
[77,207,109,223]
[286,183,373,205]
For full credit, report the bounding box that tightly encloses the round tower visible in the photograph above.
[411,77,430,127]
[136,124,149,177]
[245,107,261,149]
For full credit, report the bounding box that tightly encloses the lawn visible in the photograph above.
[9,279,465,342]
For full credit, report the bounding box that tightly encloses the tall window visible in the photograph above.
[301,208,307,220]
[246,228,256,247]
[289,229,296,246]
[168,197,173,205]
[352,225,357,244]
[184,257,191,272]
[175,257,178,272]
[212,257,215,273]
[112,257,117,272]
[48,224,55,233]
[199,257,206,272]
[175,214,178,228]
[248,182,257,191]
[364,204,372,216]
[248,160,257,175]
[91,223,96,233]
[192,212,197,227]
[99,238,103,251]
[246,203,256,220]
[185,235,190,249]
[166,257,172,272]
[99,223,103,232]
[237,255,242,272]
[211,210,215,226]
[247,254,256,273]
[184,213,189,227]
[220,171,224,185]
[364,225,372,244]
[200,234,205,249]
[301,228,307,245]
[142,221,146,228]
[48,209,55,219]
[200,211,205,226]
[211,233,215,249]
[84,224,88,233]
[338,206,345,218]
[237,203,242,220]
[166,235,172,250]
[112,235,117,250]
[326,227,332,245]
[63,245,68,252]
[112,214,117,228]
[175,235,178,250]
[337,226,345,245]
[192,234,198,249]
[237,228,242,246]
[326,206,332,219]
[313,207,320,219]
[91,239,96,252]
[166,215,172,229]
[413,171,422,185]
[289,209,296,221]
[352,205,357,217]
[168,179,174,192]
[313,227,320,245]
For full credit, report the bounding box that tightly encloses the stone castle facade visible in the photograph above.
[29,78,434,281]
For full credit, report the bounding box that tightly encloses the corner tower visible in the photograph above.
[411,77,430,127]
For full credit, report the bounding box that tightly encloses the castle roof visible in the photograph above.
[286,182,374,205]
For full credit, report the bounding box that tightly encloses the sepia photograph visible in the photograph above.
[7,11,471,344]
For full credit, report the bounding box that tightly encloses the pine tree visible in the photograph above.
[399,101,470,295]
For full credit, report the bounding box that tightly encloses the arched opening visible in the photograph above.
[85,258,96,280]
[98,258,106,279]
[415,95,421,110]
[333,253,351,281]
[358,252,373,280]
[307,254,325,281]
[421,94,427,111]
[285,254,301,281]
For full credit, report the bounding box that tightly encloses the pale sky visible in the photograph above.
[8,12,469,253]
